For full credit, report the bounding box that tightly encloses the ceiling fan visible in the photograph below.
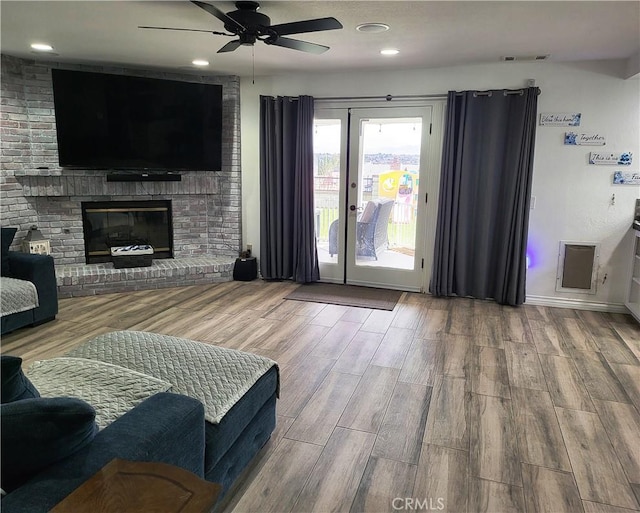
[139,1,343,54]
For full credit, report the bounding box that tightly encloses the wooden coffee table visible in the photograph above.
[50,458,221,513]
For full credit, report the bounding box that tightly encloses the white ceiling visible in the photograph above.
[1,1,639,77]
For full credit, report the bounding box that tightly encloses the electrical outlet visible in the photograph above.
[530,196,536,210]
[247,244,252,252]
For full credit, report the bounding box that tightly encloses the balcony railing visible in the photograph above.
[314,206,416,248]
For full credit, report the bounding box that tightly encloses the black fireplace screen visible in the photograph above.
[82,200,173,264]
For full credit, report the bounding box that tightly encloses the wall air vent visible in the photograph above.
[501,55,550,62]
[556,241,600,294]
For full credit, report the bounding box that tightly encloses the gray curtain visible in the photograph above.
[260,95,320,283]
[430,87,539,305]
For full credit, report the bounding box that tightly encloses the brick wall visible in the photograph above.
[0,56,39,241]
[0,55,242,264]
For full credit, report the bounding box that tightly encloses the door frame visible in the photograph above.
[345,106,431,291]
[314,99,445,292]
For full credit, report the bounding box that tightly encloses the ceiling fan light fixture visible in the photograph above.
[30,43,54,52]
[380,48,399,56]
[356,23,390,33]
[192,59,209,66]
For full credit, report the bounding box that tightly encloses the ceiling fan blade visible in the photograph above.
[269,17,343,36]
[138,25,218,34]
[267,37,329,54]
[217,40,243,53]
[190,1,246,32]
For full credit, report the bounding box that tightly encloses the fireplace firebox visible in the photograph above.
[82,200,173,264]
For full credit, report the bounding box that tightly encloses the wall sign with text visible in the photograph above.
[564,132,606,146]
[589,152,632,165]
[539,113,581,126]
[613,171,640,185]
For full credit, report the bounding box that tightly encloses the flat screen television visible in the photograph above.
[51,69,223,171]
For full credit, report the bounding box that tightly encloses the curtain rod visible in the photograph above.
[473,88,541,96]
[314,88,540,103]
[315,93,447,102]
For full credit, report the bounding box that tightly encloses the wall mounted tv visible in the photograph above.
[51,69,223,171]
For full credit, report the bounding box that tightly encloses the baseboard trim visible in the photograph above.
[314,287,630,314]
[525,295,629,314]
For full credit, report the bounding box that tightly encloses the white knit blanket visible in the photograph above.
[0,277,39,317]
[66,331,279,424]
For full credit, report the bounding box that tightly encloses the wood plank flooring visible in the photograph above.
[2,280,640,513]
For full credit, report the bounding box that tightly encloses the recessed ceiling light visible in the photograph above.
[30,43,54,52]
[356,23,390,33]
[192,59,209,66]
[380,49,399,56]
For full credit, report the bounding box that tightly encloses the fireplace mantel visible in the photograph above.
[16,171,223,197]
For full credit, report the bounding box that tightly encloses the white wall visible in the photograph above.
[240,60,639,309]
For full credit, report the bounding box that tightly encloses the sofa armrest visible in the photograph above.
[7,252,53,282]
[7,252,58,320]
[2,393,206,513]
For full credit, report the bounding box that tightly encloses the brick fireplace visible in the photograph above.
[16,172,242,296]
[1,55,243,297]
[23,172,241,263]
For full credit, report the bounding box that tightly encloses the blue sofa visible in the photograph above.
[1,227,58,335]
[1,357,278,511]
[2,393,207,512]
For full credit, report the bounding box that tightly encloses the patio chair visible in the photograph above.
[328,198,394,260]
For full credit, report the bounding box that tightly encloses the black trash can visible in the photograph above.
[233,257,257,281]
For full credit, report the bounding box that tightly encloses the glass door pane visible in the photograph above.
[313,117,345,282]
[355,117,421,270]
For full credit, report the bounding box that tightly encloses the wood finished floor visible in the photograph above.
[2,280,640,513]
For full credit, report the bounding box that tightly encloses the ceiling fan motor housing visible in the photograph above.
[226,1,272,42]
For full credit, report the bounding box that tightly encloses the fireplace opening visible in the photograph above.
[82,200,173,264]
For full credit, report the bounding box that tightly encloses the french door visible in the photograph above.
[313,104,442,292]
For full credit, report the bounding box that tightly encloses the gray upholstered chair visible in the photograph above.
[328,198,394,259]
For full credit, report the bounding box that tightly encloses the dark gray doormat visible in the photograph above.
[285,283,402,311]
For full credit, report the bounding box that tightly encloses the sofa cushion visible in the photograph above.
[1,227,17,276]
[26,357,174,429]
[0,396,98,492]
[1,355,40,403]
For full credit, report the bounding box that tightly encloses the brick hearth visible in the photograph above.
[56,257,235,298]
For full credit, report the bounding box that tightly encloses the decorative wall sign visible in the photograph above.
[564,132,606,146]
[613,171,640,185]
[539,113,581,126]
[589,152,632,165]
